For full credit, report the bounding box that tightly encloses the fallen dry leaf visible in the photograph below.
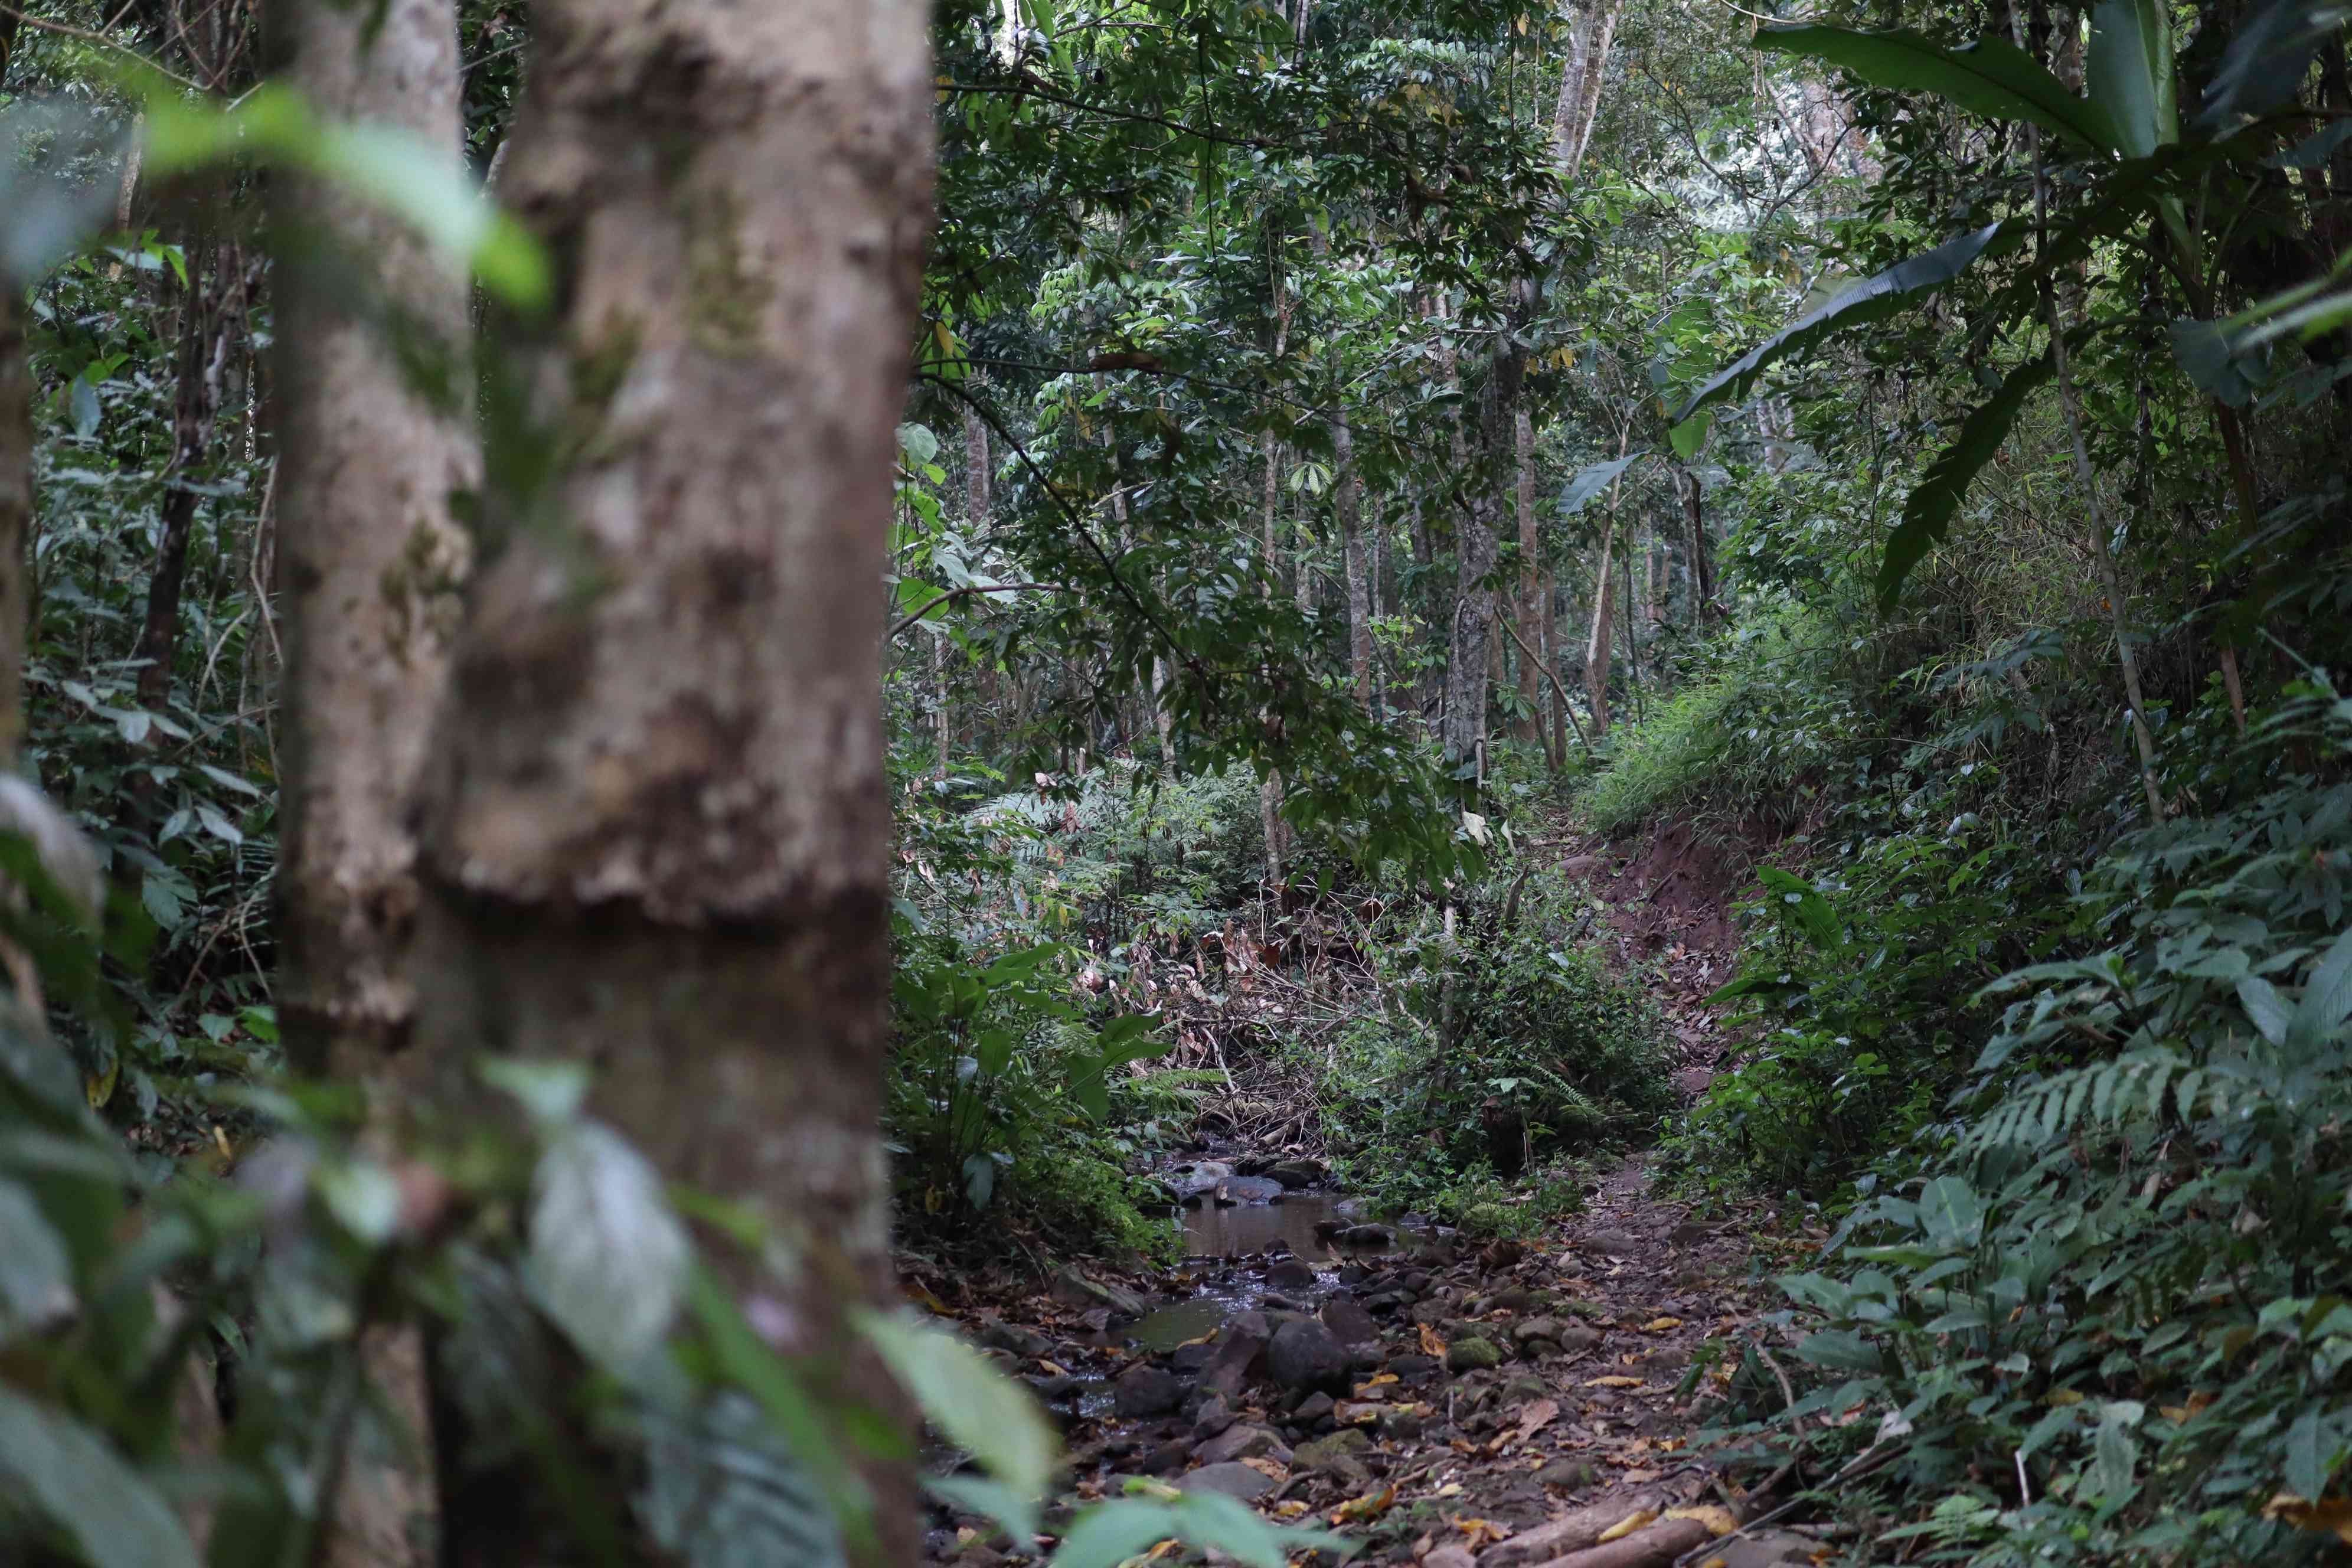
[1511,1398,1561,1443]
[1642,1317,1685,1333]
[1584,1376,1645,1388]
[1665,1505,1739,1537]
[2266,1494,2352,1544]
[1330,1487,1397,1525]
[1354,1374,1400,1395]
[1275,1500,1311,1519]
[1420,1324,1448,1358]
[1452,1518,1509,1547]
[1240,1457,1288,1481]
[1433,1483,1464,1500]
[1038,1360,1067,1376]
[1596,1510,1658,1544]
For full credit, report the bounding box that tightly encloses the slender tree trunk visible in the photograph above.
[1442,354,1518,776]
[1259,427,1286,884]
[135,241,225,713]
[1582,430,1628,737]
[1336,410,1374,720]
[0,274,26,760]
[404,4,934,1563]
[272,3,478,1560]
[1675,462,1717,624]
[1551,0,1622,178]
[1511,404,1544,749]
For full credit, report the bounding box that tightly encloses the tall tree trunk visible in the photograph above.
[135,241,225,713]
[404,3,934,1562]
[1582,431,1628,737]
[272,3,478,1562]
[1551,0,1623,178]
[1335,410,1374,720]
[1442,354,1519,776]
[0,272,26,761]
[1259,426,1286,884]
[1674,462,1717,624]
[1511,404,1544,749]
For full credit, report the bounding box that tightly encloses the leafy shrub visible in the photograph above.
[888,935,1190,1260]
[1318,868,1672,1214]
[1669,767,2070,1191]
[1739,678,2352,1564]
[1577,605,1866,839]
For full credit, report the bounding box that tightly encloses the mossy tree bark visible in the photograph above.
[0,279,27,762]
[270,0,478,1559]
[401,1,935,1560]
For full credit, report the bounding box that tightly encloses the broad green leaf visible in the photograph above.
[859,1309,1061,1504]
[2088,1,2176,160]
[2237,975,2293,1046]
[139,81,548,308]
[1559,452,1647,515]
[2292,927,2352,1040]
[1919,1176,1987,1249]
[1755,25,2115,152]
[0,1177,75,1332]
[2093,1403,2141,1502]
[0,1387,201,1568]
[1667,413,1710,460]
[639,1391,847,1568]
[1880,351,2054,613]
[1794,1328,1884,1371]
[2170,318,2271,406]
[1050,1499,1185,1568]
[1676,224,2013,423]
[2197,0,2352,128]
[525,1122,690,1373]
[2284,1408,2335,1501]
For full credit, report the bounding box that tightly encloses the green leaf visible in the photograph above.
[1794,1328,1885,1371]
[639,1392,847,1568]
[1559,452,1647,515]
[2093,1403,2141,1503]
[2291,927,2352,1040]
[1754,24,2115,152]
[859,1310,1061,1505]
[1050,1499,1185,1568]
[963,1151,998,1209]
[0,1177,76,1332]
[2285,1408,2334,1501]
[1879,351,2054,613]
[479,1056,591,1125]
[1676,223,2013,423]
[1667,413,1711,460]
[2238,975,2293,1046]
[0,1387,201,1568]
[2170,318,2272,406]
[2087,0,2176,160]
[1918,1176,1987,1249]
[138,81,549,309]
[2197,0,2352,128]
[525,1122,690,1373]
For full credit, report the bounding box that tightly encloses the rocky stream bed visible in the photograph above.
[913,1159,1841,1568]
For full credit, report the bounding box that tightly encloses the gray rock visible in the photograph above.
[1408,1299,1452,1327]
[1053,1265,1154,1319]
[1170,1341,1219,1374]
[1291,1391,1335,1426]
[1142,1438,1193,1476]
[1534,1460,1597,1488]
[980,1319,1054,1360]
[1710,1531,1819,1567]
[1268,1159,1327,1190]
[1388,1354,1439,1383]
[1556,1325,1602,1355]
[1425,1549,1476,1568]
[1266,1258,1318,1292]
[1446,1337,1504,1373]
[1574,1231,1643,1258]
[1377,1406,1424,1441]
[1178,1462,1276,1502]
[1268,1318,1349,1393]
[1191,1394,1236,1440]
[1509,1317,1563,1344]
[1194,1425,1292,1466]
[1518,1340,1563,1362]
[1319,1297,1380,1347]
[1113,1364,1185,1417]
[1291,1428,1371,1470]
[1200,1312,1271,1397]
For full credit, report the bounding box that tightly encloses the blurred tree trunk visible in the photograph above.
[271,1,477,1562]
[1442,349,1518,778]
[1335,408,1375,721]
[1551,0,1621,177]
[1582,429,1629,737]
[1510,404,1544,752]
[403,1,934,1562]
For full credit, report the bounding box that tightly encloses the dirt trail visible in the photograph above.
[916,822,1817,1568]
[918,1156,1828,1568]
